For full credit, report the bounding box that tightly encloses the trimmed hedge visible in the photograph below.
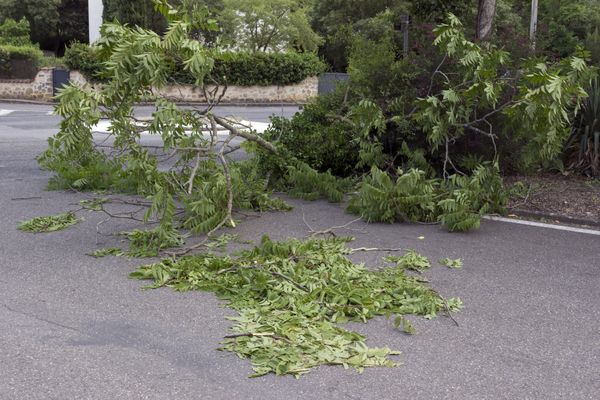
[0,45,43,79]
[209,52,326,86]
[64,43,326,86]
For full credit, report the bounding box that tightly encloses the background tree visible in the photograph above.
[102,0,168,34]
[476,0,497,41]
[220,0,321,52]
[310,0,472,71]
[0,0,88,55]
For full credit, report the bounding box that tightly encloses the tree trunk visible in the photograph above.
[476,0,497,41]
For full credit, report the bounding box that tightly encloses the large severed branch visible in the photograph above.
[212,115,277,154]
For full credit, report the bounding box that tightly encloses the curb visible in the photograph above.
[508,208,600,228]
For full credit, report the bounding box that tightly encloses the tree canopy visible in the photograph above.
[0,0,88,54]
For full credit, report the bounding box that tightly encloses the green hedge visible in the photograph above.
[64,43,326,86]
[209,52,326,86]
[0,45,43,78]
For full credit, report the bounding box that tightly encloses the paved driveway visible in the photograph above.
[1,104,599,400]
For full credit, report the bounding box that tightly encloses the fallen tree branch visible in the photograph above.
[212,114,277,154]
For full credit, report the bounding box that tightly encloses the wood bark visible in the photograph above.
[476,0,497,41]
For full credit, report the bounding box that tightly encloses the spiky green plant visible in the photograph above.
[566,78,600,177]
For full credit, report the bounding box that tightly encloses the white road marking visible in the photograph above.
[483,215,600,236]
[0,109,14,116]
[46,111,55,115]
[91,119,270,135]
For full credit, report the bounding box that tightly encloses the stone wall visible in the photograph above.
[0,69,319,103]
[70,70,318,104]
[0,68,54,101]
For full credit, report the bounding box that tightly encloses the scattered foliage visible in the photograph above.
[123,227,185,257]
[90,247,125,258]
[439,258,463,269]
[18,212,81,233]
[385,250,431,272]
[131,235,462,377]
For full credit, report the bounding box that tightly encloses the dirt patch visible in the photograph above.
[504,174,600,224]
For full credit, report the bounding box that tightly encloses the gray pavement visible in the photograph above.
[1,103,599,400]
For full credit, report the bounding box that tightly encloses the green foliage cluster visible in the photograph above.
[220,0,321,53]
[42,151,142,192]
[40,9,302,256]
[0,44,43,75]
[64,42,325,86]
[187,51,325,86]
[347,163,507,232]
[18,212,81,233]
[285,163,351,203]
[131,235,462,377]
[102,0,168,35]
[0,17,42,77]
[263,90,359,177]
[124,227,184,257]
[311,0,471,71]
[0,17,31,46]
[0,0,88,55]
[63,42,106,82]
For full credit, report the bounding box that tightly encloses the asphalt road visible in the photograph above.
[1,103,599,400]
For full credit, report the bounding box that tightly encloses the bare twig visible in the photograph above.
[302,213,363,238]
[349,247,404,254]
[223,332,290,342]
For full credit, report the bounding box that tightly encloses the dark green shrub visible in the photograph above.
[262,89,360,177]
[200,52,326,86]
[63,42,106,82]
[0,45,43,79]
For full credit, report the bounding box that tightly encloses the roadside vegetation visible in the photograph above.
[11,0,600,377]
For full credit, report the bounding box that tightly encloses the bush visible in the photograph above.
[63,42,106,82]
[0,18,31,46]
[262,88,360,177]
[197,52,326,86]
[39,56,66,68]
[0,45,43,79]
[65,42,326,86]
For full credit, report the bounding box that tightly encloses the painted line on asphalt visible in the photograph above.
[0,109,14,116]
[483,215,600,236]
[91,119,270,136]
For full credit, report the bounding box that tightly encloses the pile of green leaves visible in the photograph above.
[18,212,81,233]
[131,235,462,377]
